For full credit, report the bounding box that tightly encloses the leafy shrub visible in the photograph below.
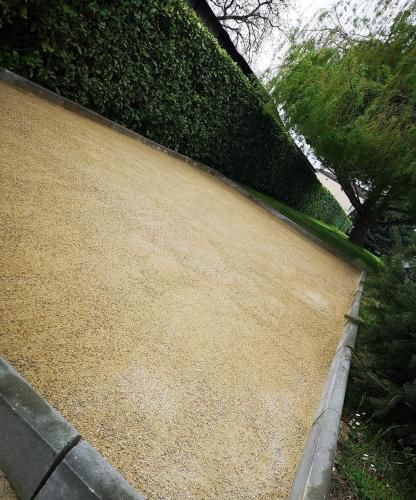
[351,247,416,447]
[299,184,351,232]
[0,0,346,228]
[365,218,416,256]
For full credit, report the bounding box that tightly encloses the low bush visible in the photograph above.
[299,184,351,232]
[332,241,416,498]
[0,0,347,228]
[351,249,416,447]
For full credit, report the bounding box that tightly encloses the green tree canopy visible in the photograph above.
[272,2,416,244]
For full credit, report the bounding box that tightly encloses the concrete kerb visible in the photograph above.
[0,357,80,500]
[36,441,144,500]
[0,67,362,271]
[0,358,143,499]
[289,270,366,500]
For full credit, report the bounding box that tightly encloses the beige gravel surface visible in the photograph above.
[0,471,18,499]
[0,81,359,498]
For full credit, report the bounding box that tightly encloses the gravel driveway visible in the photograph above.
[0,81,359,498]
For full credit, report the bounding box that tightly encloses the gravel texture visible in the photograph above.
[0,471,18,499]
[0,81,359,498]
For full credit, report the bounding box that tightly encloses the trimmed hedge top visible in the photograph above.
[0,0,349,230]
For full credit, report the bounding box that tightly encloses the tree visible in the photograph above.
[365,215,416,256]
[207,0,288,61]
[272,2,416,244]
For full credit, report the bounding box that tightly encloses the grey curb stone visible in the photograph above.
[36,440,144,500]
[338,272,366,351]
[291,407,344,500]
[312,346,353,423]
[289,271,366,499]
[346,275,365,321]
[0,358,80,500]
[0,67,362,271]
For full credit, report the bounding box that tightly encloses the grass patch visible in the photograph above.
[244,186,383,272]
[330,408,416,499]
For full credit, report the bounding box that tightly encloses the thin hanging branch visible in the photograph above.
[207,0,289,61]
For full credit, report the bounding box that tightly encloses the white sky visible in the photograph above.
[253,0,335,74]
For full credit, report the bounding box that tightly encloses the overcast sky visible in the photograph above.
[253,0,411,74]
[253,0,335,74]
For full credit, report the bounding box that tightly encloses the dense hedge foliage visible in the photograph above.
[299,185,352,232]
[0,0,349,229]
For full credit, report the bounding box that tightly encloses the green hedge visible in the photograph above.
[300,185,352,232]
[0,0,349,229]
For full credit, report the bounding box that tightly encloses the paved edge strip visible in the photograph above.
[0,67,362,271]
[0,358,143,499]
[289,270,366,500]
[36,440,144,500]
[0,357,79,500]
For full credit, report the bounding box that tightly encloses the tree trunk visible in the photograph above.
[349,212,374,245]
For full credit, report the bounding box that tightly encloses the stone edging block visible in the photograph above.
[0,358,80,499]
[0,357,144,499]
[289,270,366,499]
[35,440,144,499]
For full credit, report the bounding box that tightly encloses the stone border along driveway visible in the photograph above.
[0,68,365,499]
[289,270,366,499]
[0,357,144,500]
